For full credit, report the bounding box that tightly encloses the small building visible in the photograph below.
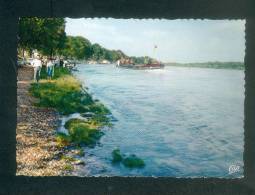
[100,60,110,64]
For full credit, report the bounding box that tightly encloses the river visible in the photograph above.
[72,64,244,178]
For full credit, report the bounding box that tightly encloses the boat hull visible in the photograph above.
[117,63,164,70]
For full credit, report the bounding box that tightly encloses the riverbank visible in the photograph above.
[165,62,244,70]
[16,66,110,176]
[17,66,68,175]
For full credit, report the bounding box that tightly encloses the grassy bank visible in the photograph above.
[29,66,145,172]
[30,67,110,115]
[29,66,111,151]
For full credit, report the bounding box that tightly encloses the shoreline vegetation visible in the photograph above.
[17,65,146,176]
[29,66,111,175]
[165,62,244,70]
[17,66,72,176]
[17,66,112,175]
[17,17,148,176]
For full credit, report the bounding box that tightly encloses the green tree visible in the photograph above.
[91,43,103,60]
[18,17,66,56]
[61,36,92,60]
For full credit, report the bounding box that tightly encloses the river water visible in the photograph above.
[72,64,244,177]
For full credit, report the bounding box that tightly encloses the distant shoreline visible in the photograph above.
[165,62,244,70]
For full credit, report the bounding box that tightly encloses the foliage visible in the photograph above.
[30,66,110,148]
[18,17,66,56]
[64,118,104,146]
[18,17,155,63]
[61,36,92,60]
[63,164,74,171]
[56,132,72,147]
[40,66,70,79]
[29,71,95,115]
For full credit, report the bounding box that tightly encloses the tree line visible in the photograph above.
[18,17,154,63]
[165,62,244,70]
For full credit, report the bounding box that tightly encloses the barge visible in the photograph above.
[117,62,164,70]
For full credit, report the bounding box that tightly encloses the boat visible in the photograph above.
[116,45,164,69]
[138,63,165,69]
[117,62,164,70]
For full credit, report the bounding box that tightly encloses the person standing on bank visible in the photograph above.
[59,58,64,67]
[46,58,55,80]
[32,55,42,82]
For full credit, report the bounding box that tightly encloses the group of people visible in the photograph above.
[31,55,55,82]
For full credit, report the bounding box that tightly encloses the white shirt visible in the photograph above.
[46,61,54,68]
[32,59,42,67]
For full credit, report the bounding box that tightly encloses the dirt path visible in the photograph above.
[16,66,69,176]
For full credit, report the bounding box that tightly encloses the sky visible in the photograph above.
[65,18,245,63]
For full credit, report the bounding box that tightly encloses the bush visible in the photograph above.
[64,118,104,146]
[88,103,111,115]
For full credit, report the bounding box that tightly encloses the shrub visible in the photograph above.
[88,103,111,115]
[64,118,104,146]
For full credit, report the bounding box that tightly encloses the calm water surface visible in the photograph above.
[71,64,244,177]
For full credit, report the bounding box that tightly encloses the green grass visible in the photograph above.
[63,164,74,171]
[29,70,101,115]
[30,68,111,116]
[30,67,111,153]
[56,132,72,147]
[40,66,71,79]
[64,118,104,146]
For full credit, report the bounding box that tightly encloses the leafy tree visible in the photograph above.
[61,36,92,60]
[18,17,66,56]
[18,17,156,63]
[91,43,103,60]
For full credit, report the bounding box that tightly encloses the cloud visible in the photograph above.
[65,18,245,63]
